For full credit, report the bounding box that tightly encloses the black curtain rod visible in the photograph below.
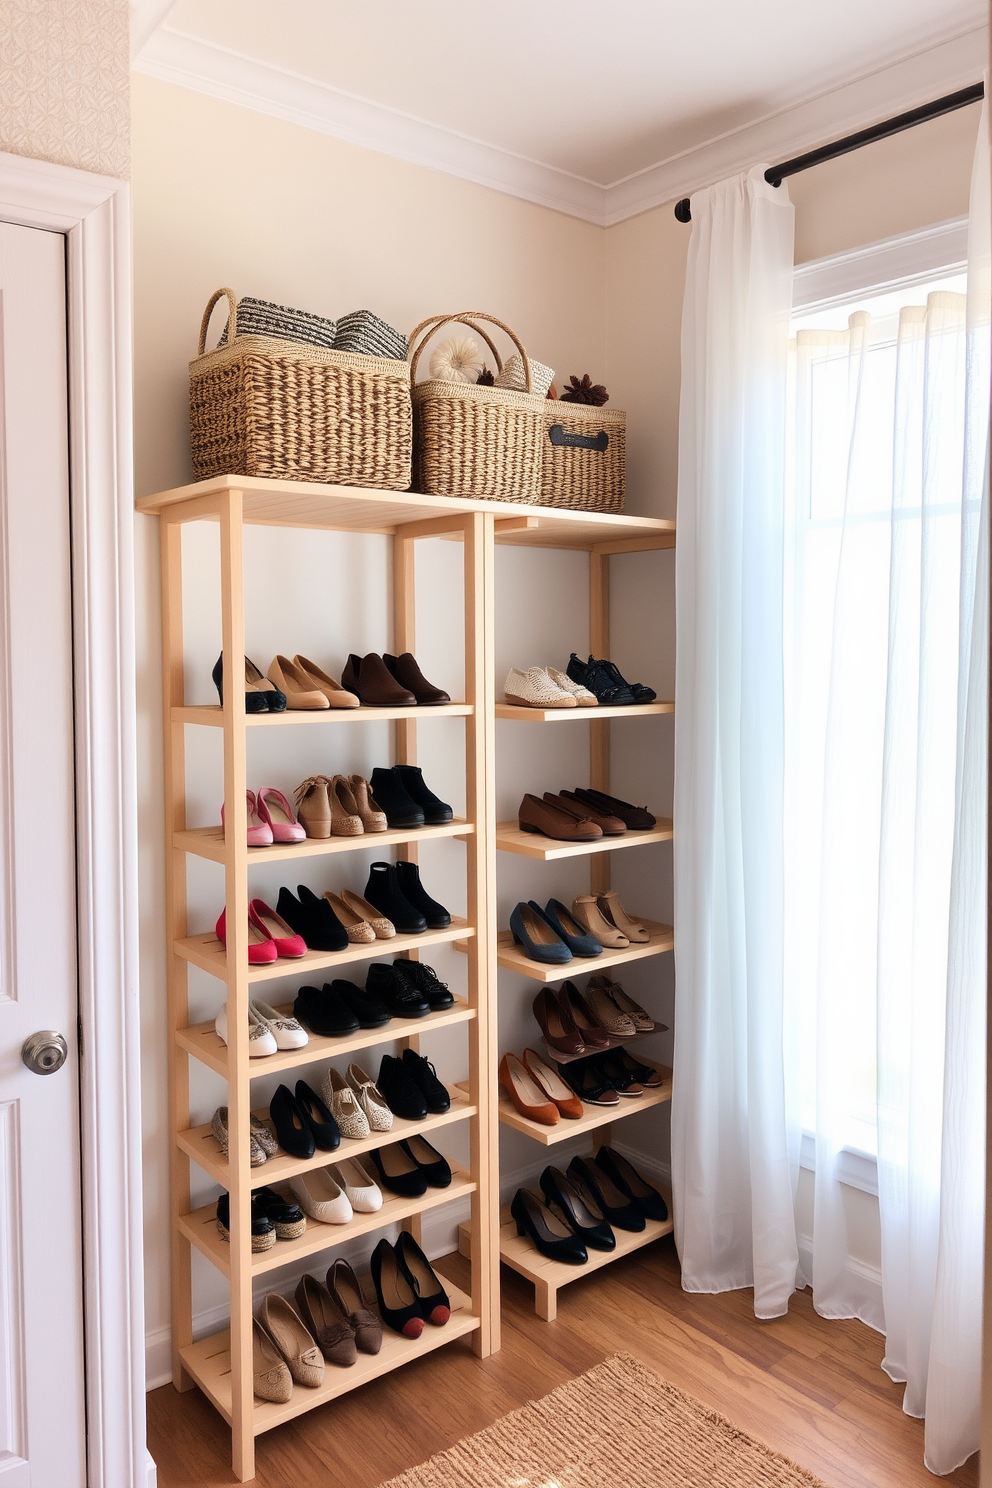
[674,81,984,223]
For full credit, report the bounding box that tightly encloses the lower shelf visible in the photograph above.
[179,1162,476,1277]
[458,1203,673,1322]
[180,1275,478,1434]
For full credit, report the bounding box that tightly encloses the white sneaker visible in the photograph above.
[547,666,599,706]
[290,1167,354,1225]
[503,665,577,708]
[214,1003,278,1057]
[331,1157,382,1212]
[248,998,309,1050]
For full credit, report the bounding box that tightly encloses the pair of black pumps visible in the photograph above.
[370,1232,450,1339]
[510,1147,668,1265]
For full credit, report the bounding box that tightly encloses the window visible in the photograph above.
[784,262,968,1173]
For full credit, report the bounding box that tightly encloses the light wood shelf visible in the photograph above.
[496,700,674,721]
[458,1201,673,1322]
[175,817,473,865]
[495,819,672,859]
[458,917,673,983]
[179,1273,478,1435]
[178,1084,476,1190]
[172,702,473,727]
[497,1062,672,1144]
[176,918,474,983]
[176,997,475,1079]
[180,1161,475,1277]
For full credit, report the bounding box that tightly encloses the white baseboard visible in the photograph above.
[146,1447,158,1486]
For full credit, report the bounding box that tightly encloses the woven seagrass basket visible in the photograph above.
[190,288,412,489]
[409,313,545,502]
[539,401,626,512]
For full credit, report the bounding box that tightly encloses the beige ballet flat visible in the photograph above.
[252,1318,293,1403]
[259,1293,324,1389]
[347,774,387,832]
[267,654,330,709]
[323,890,377,943]
[294,653,360,708]
[294,775,333,838]
[571,894,629,949]
[597,889,650,944]
[340,888,394,938]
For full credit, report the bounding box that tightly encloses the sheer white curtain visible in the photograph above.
[784,102,989,1474]
[672,165,801,1318]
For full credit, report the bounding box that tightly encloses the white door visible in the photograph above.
[0,222,87,1486]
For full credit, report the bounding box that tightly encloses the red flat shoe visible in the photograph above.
[214,907,278,964]
[249,899,307,958]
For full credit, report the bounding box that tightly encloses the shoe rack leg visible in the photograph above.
[464,511,500,1356]
[162,516,194,1393]
[218,489,254,1483]
[589,549,612,897]
[534,1278,558,1322]
[392,530,422,1001]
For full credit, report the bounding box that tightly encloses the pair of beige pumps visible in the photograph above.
[268,654,360,709]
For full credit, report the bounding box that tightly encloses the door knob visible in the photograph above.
[21,1030,68,1075]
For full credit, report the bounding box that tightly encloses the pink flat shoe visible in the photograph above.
[215,907,278,964]
[221,790,274,848]
[249,899,307,958]
[255,787,306,844]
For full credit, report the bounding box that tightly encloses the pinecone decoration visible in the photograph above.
[560,373,609,406]
[476,366,495,386]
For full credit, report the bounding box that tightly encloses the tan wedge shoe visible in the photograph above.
[597,889,649,943]
[571,894,629,949]
[326,776,363,836]
[294,654,360,708]
[267,655,330,709]
[347,774,387,832]
[259,1293,324,1388]
[294,776,333,838]
[340,889,394,938]
[323,891,376,943]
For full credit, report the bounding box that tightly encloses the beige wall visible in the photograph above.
[0,0,129,177]
[132,73,979,1372]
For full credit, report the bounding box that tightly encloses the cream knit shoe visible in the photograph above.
[504,665,577,708]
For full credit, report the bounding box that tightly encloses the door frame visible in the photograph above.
[0,152,145,1485]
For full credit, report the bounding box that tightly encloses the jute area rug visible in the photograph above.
[381,1351,829,1488]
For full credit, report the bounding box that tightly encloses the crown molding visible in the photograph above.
[133,23,987,228]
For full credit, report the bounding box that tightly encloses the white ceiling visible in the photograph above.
[132,0,987,222]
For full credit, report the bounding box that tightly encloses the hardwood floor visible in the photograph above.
[146,1238,979,1487]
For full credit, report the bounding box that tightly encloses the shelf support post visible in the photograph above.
[589,548,611,896]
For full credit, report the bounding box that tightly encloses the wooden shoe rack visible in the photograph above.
[138,474,674,1479]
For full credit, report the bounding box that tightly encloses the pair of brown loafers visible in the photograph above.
[294,1259,383,1369]
[341,651,449,706]
[517,788,651,841]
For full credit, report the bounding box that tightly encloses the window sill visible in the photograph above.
[799,1130,878,1197]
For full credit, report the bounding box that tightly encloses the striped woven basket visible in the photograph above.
[539,401,626,512]
[409,313,545,502]
[190,288,412,489]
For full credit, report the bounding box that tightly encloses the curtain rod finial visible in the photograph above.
[675,198,692,223]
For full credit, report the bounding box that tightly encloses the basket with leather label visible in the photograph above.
[540,402,626,512]
[409,312,545,502]
[190,288,412,489]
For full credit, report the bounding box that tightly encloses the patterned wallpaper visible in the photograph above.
[0,0,130,179]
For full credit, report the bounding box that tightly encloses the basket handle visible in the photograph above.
[198,288,238,355]
[408,312,533,392]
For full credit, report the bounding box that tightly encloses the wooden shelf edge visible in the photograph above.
[496,1062,672,1144]
[179,1163,476,1278]
[458,1206,674,1292]
[175,818,474,864]
[495,819,672,859]
[179,1279,479,1435]
[175,998,475,1080]
[495,701,674,722]
[172,702,473,727]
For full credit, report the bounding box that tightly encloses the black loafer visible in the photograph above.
[399,1134,451,1187]
[293,983,361,1037]
[401,1048,450,1112]
[557,1053,620,1106]
[277,884,349,951]
[596,656,656,703]
[295,1079,340,1151]
[376,1053,428,1120]
[599,1049,646,1095]
[393,765,453,824]
[365,961,430,1018]
[368,1143,428,1198]
[364,862,427,934]
[510,1187,587,1264]
[396,860,450,929]
[566,652,634,707]
[567,1155,644,1232]
[368,767,425,829]
[595,1146,669,1222]
[332,977,391,1028]
[269,1083,316,1160]
[396,959,455,1010]
[539,1164,615,1251]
